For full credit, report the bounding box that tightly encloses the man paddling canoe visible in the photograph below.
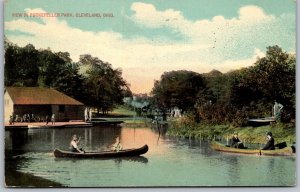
[70,135,84,153]
[262,132,275,150]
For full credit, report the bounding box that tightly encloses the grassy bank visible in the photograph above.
[168,118,296,145]
[108,106,296,145]
[100,106,151,127]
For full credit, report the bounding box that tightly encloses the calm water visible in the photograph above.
[5,126,296,187]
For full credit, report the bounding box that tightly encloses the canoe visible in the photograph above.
[53,145,148,158]
[247,117,275,127]
[211,141,294,156]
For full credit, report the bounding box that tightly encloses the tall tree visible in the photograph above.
[79,54,130,113]
[4,42,39,86]
[151,70,206,111]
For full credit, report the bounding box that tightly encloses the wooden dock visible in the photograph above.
[5,121,93,129]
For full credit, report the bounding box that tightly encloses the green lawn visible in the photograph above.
[110,106,136,116]
[168,119,296,145]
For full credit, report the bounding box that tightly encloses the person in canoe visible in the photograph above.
[231,132,244,149]
[262,132,275,150]
[112,137,123,152]
[70,134,84,153]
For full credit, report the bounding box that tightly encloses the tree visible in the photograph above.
[52,63,87,103]
[151,70,206,112]
[4,42,39,86]
[37,50,69,87]
[79,54,130,113]
[227,45,295,121]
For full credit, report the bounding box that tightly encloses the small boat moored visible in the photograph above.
[247,117,276,127]
[54,145,148,158]
[211,141,294,156]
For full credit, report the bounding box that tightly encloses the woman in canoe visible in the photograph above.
[262,132,275,150]
[231,132,244,149]
[70,135,84,153]
[113,137,123,152]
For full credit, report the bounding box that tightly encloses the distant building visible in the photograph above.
[4,87,84,123]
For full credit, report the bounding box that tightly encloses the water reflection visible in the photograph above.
[5,126,296,187]
[7,129,29,151]
[226,156,240,185]
[54,156,148,164]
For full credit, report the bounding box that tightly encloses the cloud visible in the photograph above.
[130,2,185,29]
[129,2,289,65]
[5,4,295,93]
[238,5,272,21]
[130,3,274,36]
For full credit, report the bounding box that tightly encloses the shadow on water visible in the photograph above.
[5,153,63,187]
[54,156,149,164]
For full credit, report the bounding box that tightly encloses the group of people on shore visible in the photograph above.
[9,113,56,125]
[231,131,275,150]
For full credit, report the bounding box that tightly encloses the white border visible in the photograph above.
[0,0,298,192]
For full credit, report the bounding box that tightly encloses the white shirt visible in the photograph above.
[70,140,78,149]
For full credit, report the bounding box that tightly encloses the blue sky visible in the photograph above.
[4,0,296,93]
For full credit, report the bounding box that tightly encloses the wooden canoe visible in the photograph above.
[211,141,294,156]
[53,145,148,158]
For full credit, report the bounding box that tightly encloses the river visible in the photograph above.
[5,126,296,187]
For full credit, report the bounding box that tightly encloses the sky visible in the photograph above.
[4,0,296,94]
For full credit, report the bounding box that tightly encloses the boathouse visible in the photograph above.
[4,87,85,123]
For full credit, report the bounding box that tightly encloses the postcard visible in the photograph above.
[3,0,296,188]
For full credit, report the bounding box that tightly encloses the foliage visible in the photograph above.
[4,38,295,125]
[152,46,295,126]
[5,42,39,86]
[227,46,295,123]
[78,54,130,113]
[151,70,206,112]
[4,39,131,113]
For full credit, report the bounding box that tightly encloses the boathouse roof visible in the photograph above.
[5,87,84,105]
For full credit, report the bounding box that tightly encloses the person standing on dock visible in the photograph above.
[89,108,92,121]
[9,114,14,125]
[45,115,49,125]
[84,107,89,122]
[273,101,283,121]
[51,113,55,125]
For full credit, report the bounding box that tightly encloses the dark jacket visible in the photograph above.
[262,137,275,150]
[231,137,240,147]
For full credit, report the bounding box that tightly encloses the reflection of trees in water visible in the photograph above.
[186,139,214,157]
[268,158,275,171]
[6,129,29,152]
[225,156,240,185]
[151,123,168,144]
[5,126,122,153]
[89,126,122,150]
